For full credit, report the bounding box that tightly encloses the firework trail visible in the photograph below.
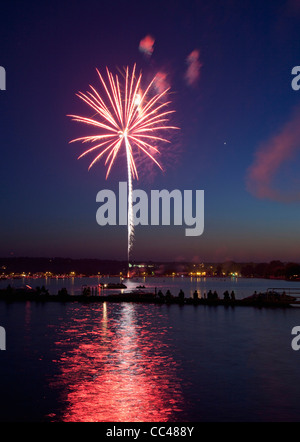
[68,64,178,266]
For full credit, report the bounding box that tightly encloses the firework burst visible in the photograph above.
[68,64,179,267]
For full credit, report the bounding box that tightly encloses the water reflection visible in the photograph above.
[50,303,184,422]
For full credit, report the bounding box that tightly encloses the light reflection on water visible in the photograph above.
[49,303,184,422]
[1,283,300,422]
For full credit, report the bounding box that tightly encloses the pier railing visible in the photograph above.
[267,288,300,296]
[267,288,300,304]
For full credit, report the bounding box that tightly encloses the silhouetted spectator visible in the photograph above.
[230,290,235,300]
[166,289,172,298]
[82,287,91,297]
[58,287,69,297]
[179,289,185,300]
[193,290,198,300]
[40,286,49,296]
[223,290,230,301]
[6,284,13,295]
[157,289,164,298]
[207,290,213,300]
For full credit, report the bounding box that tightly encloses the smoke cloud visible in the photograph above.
[185,49,202,86]
[153,71,170,95]
[246,107,300,202]
[139,35,155,57]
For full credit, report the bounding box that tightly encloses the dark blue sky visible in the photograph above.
[1,0,300,262]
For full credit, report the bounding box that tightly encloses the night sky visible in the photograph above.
[1,0,300,263]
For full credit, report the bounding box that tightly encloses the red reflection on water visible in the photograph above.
[50,303,184,422]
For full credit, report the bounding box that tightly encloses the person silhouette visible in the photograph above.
[179,289,185,300]
[157,289,164,298]
[223,290,230,301]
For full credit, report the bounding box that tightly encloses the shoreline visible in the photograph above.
[0,288,297,308]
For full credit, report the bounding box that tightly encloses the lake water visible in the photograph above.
[0,277,300,422]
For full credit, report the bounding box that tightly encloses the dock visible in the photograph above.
[0,285,299,308]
